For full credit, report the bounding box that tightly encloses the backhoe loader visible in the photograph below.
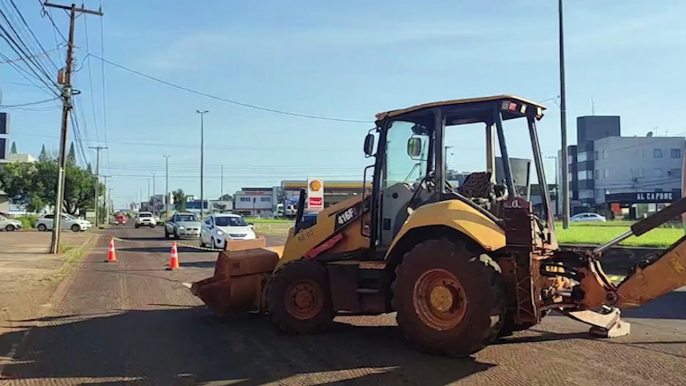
[191,95,686,357]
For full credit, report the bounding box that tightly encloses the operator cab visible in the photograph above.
[363,95,555,252]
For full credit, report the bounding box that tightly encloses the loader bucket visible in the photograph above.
[190,237,283,316]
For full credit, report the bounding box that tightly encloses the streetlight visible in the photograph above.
[559,0,570,229]
[163,155,170,210]
[196,110,209,219]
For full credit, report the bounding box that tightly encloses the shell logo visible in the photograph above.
[309,180,322,192]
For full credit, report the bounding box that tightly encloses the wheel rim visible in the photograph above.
[285,280,324,320]
[413,269,467,331]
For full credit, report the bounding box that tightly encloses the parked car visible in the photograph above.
[200,213,256,249]
[0,215,22,231]
[165,212,202,239]
[135,211,156,228]
[570,212,606,223]
[36,214,92,232]
[115,213,126,225]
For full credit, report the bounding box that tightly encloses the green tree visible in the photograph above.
[67,142,76,164]
[10,141,17,154]
[172,189,186,211]
[38,145,49,162]
[0,159,100,215]
[86,163,93,175]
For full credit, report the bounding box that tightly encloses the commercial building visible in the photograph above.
[233,187,279,217]
[559,115,685,217]
[281,180,370,209]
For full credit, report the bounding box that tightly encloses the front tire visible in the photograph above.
[71,224,80,232]
[6,224,15,231]
[135,224,140,229]
[164,228,170,238]
[266,259,334,334]
[392,238,506,357]
[38,224,47,232]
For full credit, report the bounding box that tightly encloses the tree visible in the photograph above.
[0,159,100,215]
[67,142,76,164]
[86,163,93,175]
[10,141,17,154]
[39,145,49,162]
[172,189,186,211]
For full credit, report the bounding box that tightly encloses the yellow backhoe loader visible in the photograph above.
[191,95,686,357]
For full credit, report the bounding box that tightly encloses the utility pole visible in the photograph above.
[152,172,156,196]
[89,146,107,228]
[147,178,151,201]
[163,155,170,209]
[196,110,209,219]
[47,2,103,253]
[558,0,570,229]
[546,156,559,216]
[220,164,224,198]
[102,175,111,225]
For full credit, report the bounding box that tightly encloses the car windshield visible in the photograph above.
[63,215,76,220]
[139,213,152,217]
[215,216,248,227]
[176,214,198,222]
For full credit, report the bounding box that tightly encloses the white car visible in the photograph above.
[35,214,92,232]
[571,212,607,223]
[200,214,256,249]
[0,215,22,231]
[135,211,157,228]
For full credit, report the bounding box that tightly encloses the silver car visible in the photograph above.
[165,212,202,239]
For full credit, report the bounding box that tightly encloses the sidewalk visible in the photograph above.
[0,231,97,354]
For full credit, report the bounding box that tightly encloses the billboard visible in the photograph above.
[307,178,324,212]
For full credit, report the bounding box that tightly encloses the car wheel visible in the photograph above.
[164,228,169,238]
[38,224,47,232]
[174,230,180,240]
[135,224,140,229]
[71,224,80,232]
[150,224,155,228]
[211,237,216,249]
[6,224,15,232]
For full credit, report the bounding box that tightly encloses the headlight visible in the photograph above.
[178,226,185,230]
[216,230,223,235]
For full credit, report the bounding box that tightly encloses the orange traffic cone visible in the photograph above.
[167,242,180,270]
[106,237,118,262]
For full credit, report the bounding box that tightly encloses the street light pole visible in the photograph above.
[546,156,559,216]
[196,110,209,219]
[559,0,570,229]
[163,155,170,209]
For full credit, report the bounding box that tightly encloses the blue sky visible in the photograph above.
[2,0,685,209]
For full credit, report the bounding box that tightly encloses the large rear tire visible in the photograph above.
[266,259,334,335]
[392,238,506,357]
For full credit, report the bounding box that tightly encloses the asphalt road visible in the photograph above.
[1,223,685,385]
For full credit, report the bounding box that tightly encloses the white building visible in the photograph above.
[233,187,278,217]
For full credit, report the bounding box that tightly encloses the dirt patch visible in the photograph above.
[0,232,95,340]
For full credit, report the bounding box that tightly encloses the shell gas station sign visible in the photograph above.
[307,178,324,212]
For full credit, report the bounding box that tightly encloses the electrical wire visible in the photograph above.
[6,0,59,72]
[0,46,60,63]
[82,14,100,144]
[0,96,58,107]
[98,2,110,177]
[88,53,372,124]
[36,0,67,43]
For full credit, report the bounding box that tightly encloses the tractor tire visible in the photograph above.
[392,238,507,357]
[266,259,334,335]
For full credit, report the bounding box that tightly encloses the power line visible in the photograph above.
[82,13,100,144]
[0,45,60,63]
[88,53,372,124]
[6,0,59,72]
[36,0,67,43]
[97,2,109,176]
[0,96,59,107]
[0,5,58,83]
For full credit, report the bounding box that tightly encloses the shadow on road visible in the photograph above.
[0,308,494,385]
[180,260,217,268]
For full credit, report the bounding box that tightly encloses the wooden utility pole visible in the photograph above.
[47,2,103,253]
[102,175,111,225]
[89,145,107,228]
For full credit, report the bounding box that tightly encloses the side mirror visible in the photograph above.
[407,137,422,159]
[363,134,375,156]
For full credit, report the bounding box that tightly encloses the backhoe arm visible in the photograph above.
[582,196,686,309]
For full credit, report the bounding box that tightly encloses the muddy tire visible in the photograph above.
[266,259,334,335]
[392,238,506,357]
